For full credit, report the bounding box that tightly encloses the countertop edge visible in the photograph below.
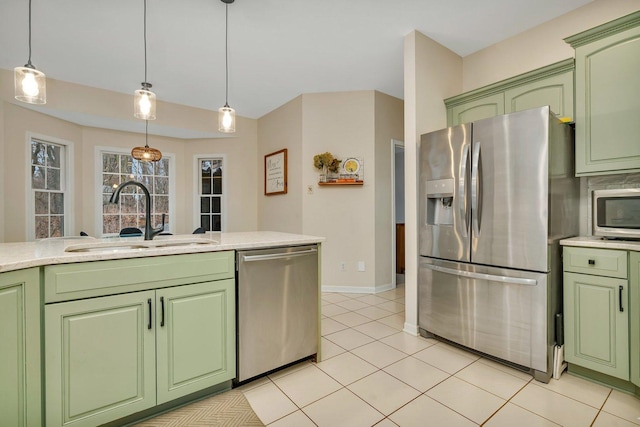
[0,232,325,274]
[560,236,640,251]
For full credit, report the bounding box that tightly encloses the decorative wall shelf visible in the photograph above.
[318,181,364,186]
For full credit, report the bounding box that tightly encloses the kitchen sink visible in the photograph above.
[64,236,218,252]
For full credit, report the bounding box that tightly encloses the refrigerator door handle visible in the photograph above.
[471,142,482,235]
[424,263,538,286]
[458,144,470,237]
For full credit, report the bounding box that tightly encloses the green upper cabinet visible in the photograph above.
[630,251,640,387]
[566,11,640,176]
[445,59,574,126]
[0,268,41,427]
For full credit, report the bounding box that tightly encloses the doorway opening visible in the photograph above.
[391,139,405,287]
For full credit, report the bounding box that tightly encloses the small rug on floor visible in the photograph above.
[134,389,264,427]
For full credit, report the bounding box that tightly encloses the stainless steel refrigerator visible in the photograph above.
[418,106,578,382]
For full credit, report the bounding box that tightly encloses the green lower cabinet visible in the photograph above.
[630,252,640,387]
[0,268,41,427]
[45,280,236,427]
[564,272,629,380]
[45,290,157,427]
[156,279,236,405]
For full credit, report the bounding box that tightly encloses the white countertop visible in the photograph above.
[0,231,325,273]
[560,236,640,251]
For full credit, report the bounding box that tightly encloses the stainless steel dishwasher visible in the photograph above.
[236,245,319,382]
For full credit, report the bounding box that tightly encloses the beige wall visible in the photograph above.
[463,0,640,92]
[1,69,259,242]
[403,31,463,334]
[374,92,404,287]
[257,96,303,233]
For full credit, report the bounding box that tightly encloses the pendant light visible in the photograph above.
[131,120,162,162]
[218,0,236,133]
[134,0,156,120]
[14,0,46,104]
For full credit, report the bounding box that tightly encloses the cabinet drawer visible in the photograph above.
[44,251,234,303]
[563,246,627,278]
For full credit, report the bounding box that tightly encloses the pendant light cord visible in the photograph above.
[27,0,33,66]
[143,0,148,83]
[224,2,229,105]
[145,120,149,148]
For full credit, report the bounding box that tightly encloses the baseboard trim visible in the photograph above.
[322,283,395,294]
[403,323,419,336]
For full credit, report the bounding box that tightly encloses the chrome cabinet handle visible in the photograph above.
[588,259,595,265]
[620,285,624,312]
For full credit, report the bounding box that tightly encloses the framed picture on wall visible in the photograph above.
[264,149,288,195]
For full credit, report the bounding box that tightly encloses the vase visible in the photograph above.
[319,166,327,182]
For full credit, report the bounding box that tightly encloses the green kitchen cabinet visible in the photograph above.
[0,268,41,427]
[631,251,640,387]
[563,246,630,381]
[445,59,574,126]
[449,93,505,126]
[45,290,157,427]
[156,279,235,405]
[44,251,236,427]
[565,11,640,176]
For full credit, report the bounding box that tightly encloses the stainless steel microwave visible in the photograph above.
[593,188,640,239]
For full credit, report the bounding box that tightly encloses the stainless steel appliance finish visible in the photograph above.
[236,245,318,382]
[593,188,640,239]
[418,106,579,382]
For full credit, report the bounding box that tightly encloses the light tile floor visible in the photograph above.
[239,285,640,426]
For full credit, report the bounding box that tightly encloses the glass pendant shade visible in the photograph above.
[134,85,156,120]
[14,65,46,104]
[218,104,235,133]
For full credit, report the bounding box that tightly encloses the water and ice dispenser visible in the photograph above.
[425,178,454,225]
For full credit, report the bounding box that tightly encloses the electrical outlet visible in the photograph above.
[357,261,365,272]
[307,185,314,194]
[339,262,346,271]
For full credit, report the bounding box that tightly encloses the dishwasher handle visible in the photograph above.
[240,248,317,263]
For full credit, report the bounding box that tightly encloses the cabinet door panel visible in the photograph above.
[575,30,640,175]
[564,272,629,379]
[46,291,156,427]
[0,269,40,427]
[156,280,235,404]
[450,93,504,125]
[505,71,573,117]
[631,252,640,387]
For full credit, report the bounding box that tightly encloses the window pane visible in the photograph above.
[48,145,61,168]
[32,166,45,189]
[35,216,48,239]
[103,215,120,234]
[201,197,211,214]
[139,175,154,193]
[50,193,64,215]
[104,153,119,173]
[155,177,169,194]
[201,215,210,231]
[212,197,221,213]
[122,214,140,229]
[154,195,169,214]
[202,177,211,195]
[50,216,63,237]
[141,161,154,176]
[103,174,121,194]
[213,169,222,194]
[201,161,212,178]
[35,191,48,214]
[212,215,221,232]
[153,214,168,229]
[31,142,46,166]
[47,168,61,191]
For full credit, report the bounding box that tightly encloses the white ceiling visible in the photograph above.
[1,0,592,122]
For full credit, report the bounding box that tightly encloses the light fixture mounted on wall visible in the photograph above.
[131,120,162,162]
[134,0,156,120]
[218,0,236,133]
[14,0,46,104]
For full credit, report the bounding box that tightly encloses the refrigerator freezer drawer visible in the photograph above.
[418,258,548,372]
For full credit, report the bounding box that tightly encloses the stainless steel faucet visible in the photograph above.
[109,180,165,240]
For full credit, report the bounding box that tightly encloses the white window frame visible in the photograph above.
[25,132,74,241]
[95,146,175,237]
[193,154,227,232]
